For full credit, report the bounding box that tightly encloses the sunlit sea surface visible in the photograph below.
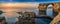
[0,8,39,22]
[0,8,53,24]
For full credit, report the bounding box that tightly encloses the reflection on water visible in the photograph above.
[0,8,38,22]
[35,18,51,24]
[1,9,19,22]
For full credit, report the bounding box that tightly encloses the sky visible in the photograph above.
[1,0,60,8]
[0,0,60,2]
[0,2,39,8]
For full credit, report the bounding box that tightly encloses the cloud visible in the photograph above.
[0,0,60,2]
[0,2,39,8]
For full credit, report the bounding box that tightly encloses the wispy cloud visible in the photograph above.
[0,2,39,8]
[0,0,60,2]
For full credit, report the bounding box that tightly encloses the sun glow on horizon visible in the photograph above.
[0,2,38,8]
[6,3,13,7]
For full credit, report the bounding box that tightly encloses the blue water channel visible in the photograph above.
[35,8,53,24]
[35,18,51,24]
